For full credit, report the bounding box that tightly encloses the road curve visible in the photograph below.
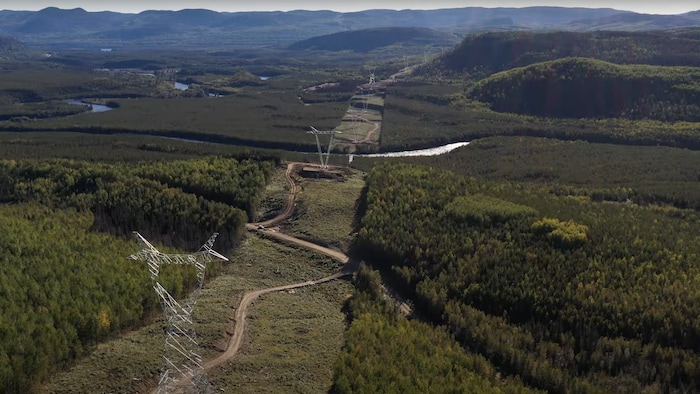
[344,112,380,145]
[248,162,301,228]
[212,162,353,367]
[359,119,380,144]
[254,229,349,264]
[205,270,348,371]
[157,162,355,394]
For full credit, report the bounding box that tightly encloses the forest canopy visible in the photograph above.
[468,57,700,121]
[0,155,275,392]
[438,29,700,76]
[355,162,700,392]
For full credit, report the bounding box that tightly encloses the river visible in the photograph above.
[161,136,470,162]
[65,99,114,113]
[348,142,470,163]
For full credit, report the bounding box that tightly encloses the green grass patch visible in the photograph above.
[286,170,366,250]
[210,282,352,393]
[40,235,349,393]
[8,93,347,150]
[254,165,293,222]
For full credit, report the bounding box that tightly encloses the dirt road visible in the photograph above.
[213,162,354,368]
[344,112,380,145]
[247,162,301,229]
[205,270,347,371]
[156,162,354,394]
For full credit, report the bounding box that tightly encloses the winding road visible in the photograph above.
[246,162,302,229]
[204,270,348,372]
[203,163,354,387]
[344,112,380,144]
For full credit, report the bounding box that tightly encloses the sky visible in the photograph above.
[0,1,698,15]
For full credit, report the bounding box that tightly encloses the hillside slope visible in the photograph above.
[468,57,700,121]
[439,29,700,75]
[0,6,675,49]
[567,12,700,31]
[0,36,32,59]
[288,27,458,52]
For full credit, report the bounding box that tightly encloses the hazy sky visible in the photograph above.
[1,1,698,15]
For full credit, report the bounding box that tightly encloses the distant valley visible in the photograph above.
[1,6,700,49]
[4,5,700,393]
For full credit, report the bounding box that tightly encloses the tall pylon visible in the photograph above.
[308,126,341,169]
[129,232,229,394]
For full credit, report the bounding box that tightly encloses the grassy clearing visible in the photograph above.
[40,236,348,393]
[332,92,384,152]
[286,170,365,250]
[334,118,375,143]
[37,324,163,394]
[254,165,292,222]
[209,282,352,394]
[41,153,363,393]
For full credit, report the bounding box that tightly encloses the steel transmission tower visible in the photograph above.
[129,232,229,394]
[308,126,341,169]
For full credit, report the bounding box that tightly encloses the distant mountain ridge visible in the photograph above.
[288,27,458,52]
[0,7,699,49]
[438,29,700,75]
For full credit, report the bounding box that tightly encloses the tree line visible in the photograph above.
[0,155,275,392]
[468,57,700,121]
[332,264,540,394]
[437,29,700,77]
[354,162,700,392]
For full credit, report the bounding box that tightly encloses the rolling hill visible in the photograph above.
[2,6,698,49]
[288,27,458,52]
[438,29,700,75]
[0,36,32,59]
[467,57,700,121]
[566,12,700,31]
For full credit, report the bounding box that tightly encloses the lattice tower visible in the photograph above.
[307,126,341,169]
[129,232,228,394]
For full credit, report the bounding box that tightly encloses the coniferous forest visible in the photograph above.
[351,162,700,392]
[4,8,700,393]
[0,156,274,392]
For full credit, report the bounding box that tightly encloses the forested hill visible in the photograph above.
[0,36,31,59]
[287,27,458,52]
[353,162,700,392]
[566,12,700,31]
[0,156,276,392]
[0,6,695,49]
[467,57,700,121]
[438,29,700,75]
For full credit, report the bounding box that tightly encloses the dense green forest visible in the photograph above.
[0,64,355,151]
[391,136,700,211]
[468,57,700,121]
[380,81,700,151]
[381,29,700,150]
[7,28,700,394]
[437,29,700,76]
[0,131,285,163]
[287,27,457,53]
[0,157,275,249]
[0,155,275,392]
[332,265,541,393]
[354,162,700,392]
[0,36,32,60]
